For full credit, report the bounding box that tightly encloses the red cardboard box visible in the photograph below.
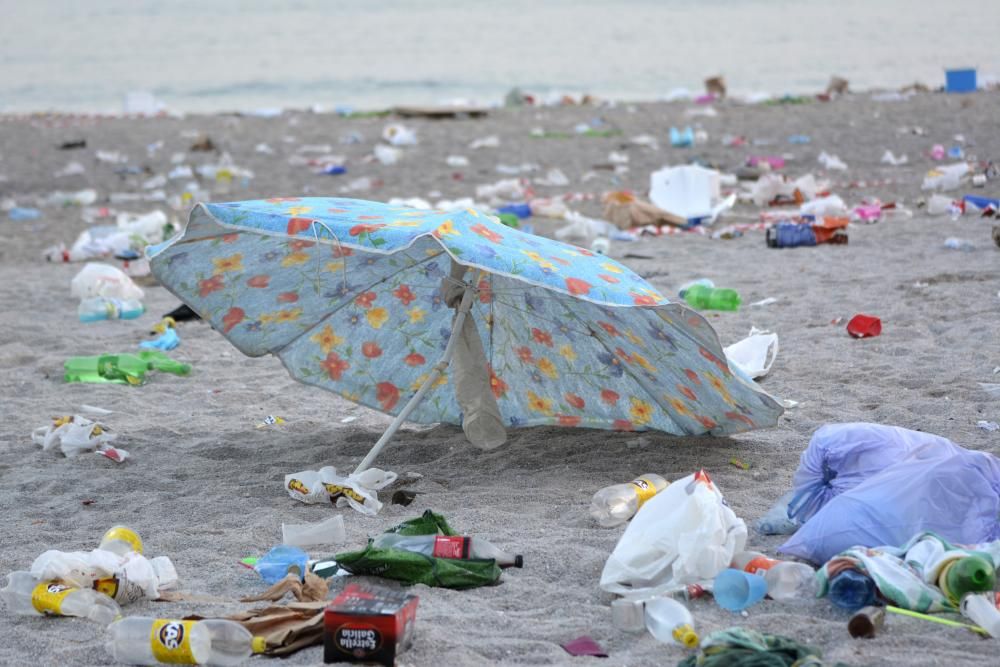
[324,583,418,666]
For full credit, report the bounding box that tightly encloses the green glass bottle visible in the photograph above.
[682,284,741,311]
[939,555,997,605]
[64,351,191,385]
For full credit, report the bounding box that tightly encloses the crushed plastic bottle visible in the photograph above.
[590,474,669,527]
[372,533,523,568]
[960,593,1000,638]
[730,551,817,600]
[755,491,802,535]
[1,571,120,624]
[106,617,265,665]
[644,597,699,647]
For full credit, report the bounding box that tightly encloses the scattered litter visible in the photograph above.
[31,415,125,460]
[561,636,608,658]
[281,515,347,547]
[284,466,397,516]
[977,421,999,432]
[256,415,286,429]
[846,314,881,338]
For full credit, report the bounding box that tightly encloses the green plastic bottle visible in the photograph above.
[64,351,191,385]
[939,555,997,605]
[682,284,742,311]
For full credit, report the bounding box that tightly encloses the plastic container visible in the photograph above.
[71,262,145,301]
[938,556,996,605]
[254,545,309,585]
[945,68,977,94]
[670,127,694,148]
[960,593,1000,638]
[371,533,523,568]
[644,597,699,647]
[281,516,347,548]
[0,571,120,624]
[106,617,265,665]
[79,297,145,322]
[828,570,876,611]
[100,525,144,556]
[713,568,768,611]
[730,552,817,600]
[589,474,669,527]
[681,284,741,311]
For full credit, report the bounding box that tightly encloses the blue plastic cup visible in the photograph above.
[714,568,768,611]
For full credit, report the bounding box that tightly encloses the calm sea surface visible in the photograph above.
[1,0,998,113]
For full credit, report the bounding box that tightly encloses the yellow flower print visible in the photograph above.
[434,220,460,237]
[324,260,345,273]
[286,205,312,216]
[527,391,553,416]
[625,330,645,348]
[411,373,448,392]
[631,352,657,373]
[600,262,623,274]
[407,307,426,324]
[537,357,559,379]
[366,307,389,329]
[310,324,344,354]
[668,396,694,417]
[389,219,422,227]
[212,253,243,274]
[705,371,735,405]
[465,208,480,218]
[558,344,577,362]
[629,397,654,425]
[274,308,302,324]
[520,250,556,271]
[281,252,310,267]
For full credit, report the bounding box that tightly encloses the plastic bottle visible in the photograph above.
[827,569,877,611]
[79,297,146,322]
[1,571,120,624]
[590,474,669,527]
[99,525,145,556]
[106,617,265,665]
[371,533,523,568]
[766,222,817,248]
[681,284,741,311]
[730,551,817,600]
[938,555,996,605]
[64,351,191,384]
[644,597,699,647]
[755,490,801,535]
[960,593,1000,639]
[943,237,975,252]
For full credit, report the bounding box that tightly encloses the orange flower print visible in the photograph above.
[558,415,581,427]
[526,391,553,416]
[278,292,299,303]
[376,382,400,411]
[613,419,635,431]
[273,308,302,324]
[222,307,244,333]
[355,291,377,309]
[531,328,553,347]
[286,217,313,235]
[536,357,558,379]
[349,223,385,236]
[565,277,592,295]
[362,341,383,358]
[696,415,718,430]
[629,397,654,425]
[246,275,270,288]
[289,239,315,252]
[699,347,731,376]
[631,353,656,373]
[678,384,698,401]
[517,346,534,363]
[549,256,571,267]
[631,293,657,306]
[366,307,389,329]
[684,368,701,385]
[281,252,310,267]
[212,253,243,274]
[601,389,620,405]
[222,233,239,243]
[470,223,503,243]
[615,347,632,364]
[598,321,620,337]
[393,285,416,306]
[331,246,353,258]
[310,325,344,354]
[668,396,693,417]
[405,353,426,366]
[565,393,585,409]
[489,365,508,399]
[598,274,621,284]
[725,411,755,428]
[199,275,224,297]
[478,278,492,304]
[320,352,349,381]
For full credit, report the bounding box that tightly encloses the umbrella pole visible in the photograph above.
[353,286,475,474]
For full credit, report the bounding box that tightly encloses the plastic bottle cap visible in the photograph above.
[514,555,524,568]
[252,636,267,654]
[673,624,699,648]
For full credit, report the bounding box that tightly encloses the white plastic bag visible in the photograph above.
[725,328,779,380]
[31,415,122,458]
[70,263,145,301]
[600,470,747,598]
[284,466,397,516]
[30,549,176,602]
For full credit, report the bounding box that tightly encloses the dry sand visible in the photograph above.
[1,93,999,666]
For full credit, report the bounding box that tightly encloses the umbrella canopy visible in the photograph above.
[148,198,781,461]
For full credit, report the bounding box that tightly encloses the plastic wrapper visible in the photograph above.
[284,466,397,516]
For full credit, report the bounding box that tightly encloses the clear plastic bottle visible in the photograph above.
[1,571,120,624]
[681,285,741,311]
[589,474,669,527]
[960,593,1000,638]
[827,569,876,611]
[106,617,265,665]
[79,297,145,322]
[371,533,523,568]
[730,551,817,600]
[643,597,699,647]
[99,525,145,556]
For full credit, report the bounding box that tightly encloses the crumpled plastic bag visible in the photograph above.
[780,433,1000,564]
[284,466,397,516]
[30,549,177,602]
[724,328,778,380]
[600,470,747,598]
[31,415,128,461]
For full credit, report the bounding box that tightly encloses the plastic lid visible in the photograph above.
[514,555,524,568]
[674,624,699,648]
[251,637,267,654]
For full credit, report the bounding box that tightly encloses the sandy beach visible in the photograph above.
[1,92,999,666]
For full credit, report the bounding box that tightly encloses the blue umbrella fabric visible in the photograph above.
[147,197,782,445]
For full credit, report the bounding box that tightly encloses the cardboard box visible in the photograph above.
[324,583,418,666]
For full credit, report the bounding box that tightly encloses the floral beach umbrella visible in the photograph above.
[147,198,782,471]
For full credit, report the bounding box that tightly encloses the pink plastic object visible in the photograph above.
[930,144,946,160]
[749,156,786,170]
[561,636,608,658]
